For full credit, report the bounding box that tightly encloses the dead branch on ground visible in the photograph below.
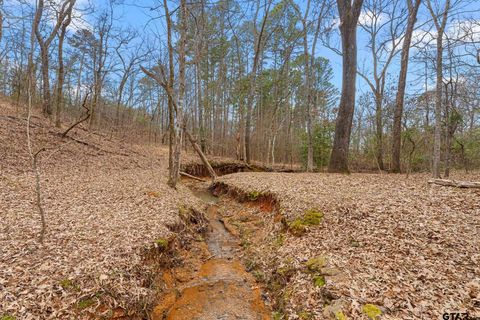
[428,179,480,188]
[180,171,206,182]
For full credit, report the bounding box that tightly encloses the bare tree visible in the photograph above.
[113,30,146,128]
[55,0,76,127]
[328,0,364,173]
[245,0,273,164]
[357,0,407,170]
[291,0,329,172]
[89,7,114,129]
[427,0,451,178]
[0,0,4,44]
[391,0,422,173]
[34,0,76,116]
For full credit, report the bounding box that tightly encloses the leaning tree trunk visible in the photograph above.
[392,0,421,173]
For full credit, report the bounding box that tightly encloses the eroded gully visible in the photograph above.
[151,181,271,320]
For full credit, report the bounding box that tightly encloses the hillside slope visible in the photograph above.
[0,101,202,319]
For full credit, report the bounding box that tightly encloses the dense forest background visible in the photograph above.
[1,0,479,177]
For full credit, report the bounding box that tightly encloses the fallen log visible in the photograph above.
[428,178,480,188]
[180,171,206,182]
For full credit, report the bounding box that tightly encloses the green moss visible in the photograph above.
[277,265,294,277]
[252,270,265,282]
[240,239,251,249]
[272,311,284,320]
[302,209,323,226]
[178,205,189,217]
[1,315,16,320]
[154,238,169,250]
[59,279,79,291]
[273,234,285,247]
[288,209,324,236]
[298,311,313,319]
[313,275,326,287]
[335,311,348,320]
[305,256,327,272]
[247,190,261,201]
[362,304,381,319]
[288,219,307,236]
[77,298,95,309]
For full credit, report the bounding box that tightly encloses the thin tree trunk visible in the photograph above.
[55,2,75,128]
[392,0,421,173]
[427,0,450,178]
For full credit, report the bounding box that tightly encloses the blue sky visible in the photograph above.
[64,0,480,97]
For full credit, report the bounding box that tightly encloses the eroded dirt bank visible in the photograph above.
[151,180,272,319]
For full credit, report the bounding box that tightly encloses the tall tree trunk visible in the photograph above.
[55,2,75,128]
[171,0,187,187]
[329,0,363,173]
[163,0,176,188]
[374,93,384,170]
[245,0,271,164]
[392,0,421,173]
[427,0,450,178]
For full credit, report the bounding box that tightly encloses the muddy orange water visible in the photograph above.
[151,188,271,320]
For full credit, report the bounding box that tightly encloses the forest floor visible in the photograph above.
[214,172,480,319]
[0,101,205,319]
[2,99,479,320]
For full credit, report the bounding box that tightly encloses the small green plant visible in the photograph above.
[240,238,251,249]
[335,311,348,320]
[252,270,265,282]
[247,190,261,201]
[298,310,313,319]
[59,279,79,291]
[288,219,307,236]
[272,311,284,320]
[313,275,326,287]
[273,234,285,247]
[1,315,16,320]
[77,298,95,310]
[154,238,168,250]
[362,304,381,319]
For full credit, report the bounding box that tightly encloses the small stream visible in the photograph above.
[152,182,271,320]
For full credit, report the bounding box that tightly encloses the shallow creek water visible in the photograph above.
[151,185,271,320]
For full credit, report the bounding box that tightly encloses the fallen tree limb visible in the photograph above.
[180,171,206,182]
[185,130,217,182]
[62,92,90,138]
[428,178,480,188]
